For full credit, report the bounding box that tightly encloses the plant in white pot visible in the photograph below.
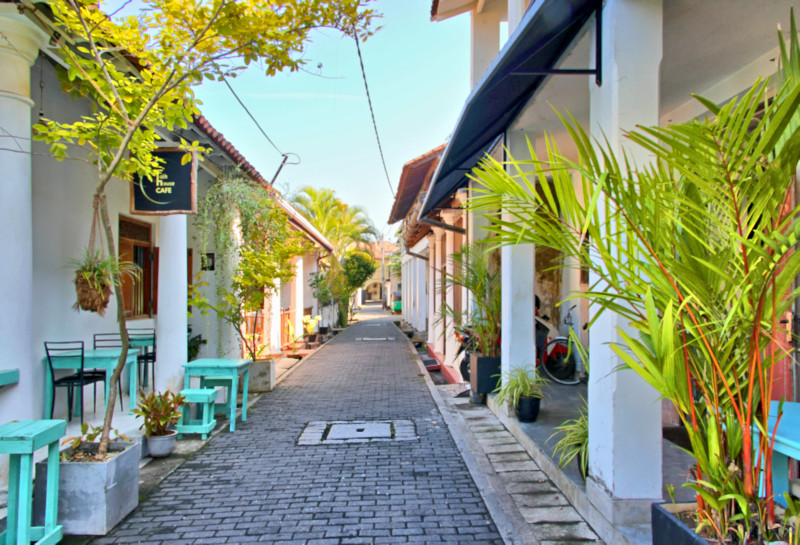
[132,390,186,458]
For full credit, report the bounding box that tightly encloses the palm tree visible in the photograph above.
[291,186,376,254]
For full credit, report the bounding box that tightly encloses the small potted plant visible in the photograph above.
[302,314,321,347]
[132,389,186,458]
[492,365,547,422]
[70,248,137,317]
[550,398,589,480]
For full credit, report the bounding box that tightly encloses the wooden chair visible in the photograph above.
[91,333,128,411]
[44,341,107,424]
[127,328,156,388]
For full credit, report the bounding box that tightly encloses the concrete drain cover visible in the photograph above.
[298,420,417,445]
[354,337,395,341]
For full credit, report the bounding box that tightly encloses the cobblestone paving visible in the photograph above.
[95,307,504,544]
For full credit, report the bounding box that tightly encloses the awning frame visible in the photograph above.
[507,3,602,87]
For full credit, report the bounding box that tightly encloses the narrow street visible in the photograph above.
[95,304,505,544]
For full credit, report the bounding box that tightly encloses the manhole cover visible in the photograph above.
[354,337,395,341]
[328,422,391,440]
[298,420,418,445]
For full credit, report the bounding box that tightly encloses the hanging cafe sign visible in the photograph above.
[131,149,197,215]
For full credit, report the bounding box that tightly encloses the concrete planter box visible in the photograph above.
[33,441,140,535]
[249,358,275,392]
[651,503,709,545]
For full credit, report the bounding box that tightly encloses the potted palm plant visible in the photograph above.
[438,243,501,401]
[132,389,186,458]
[492,365,547,422]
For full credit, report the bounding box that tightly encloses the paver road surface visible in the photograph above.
[96,305,504,544]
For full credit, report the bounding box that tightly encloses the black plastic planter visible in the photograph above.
[651,503,709,545]
[516,396,541,422]
[470,353,501,395]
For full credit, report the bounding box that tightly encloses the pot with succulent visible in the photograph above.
[132,389,186,458]
[492,365,547,423]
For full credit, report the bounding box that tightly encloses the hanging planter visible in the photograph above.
[71,250,118,317]
[70,199,136,317]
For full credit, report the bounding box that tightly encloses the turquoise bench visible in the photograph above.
[0,420,66,545]
[175,388,217,440]
[761,400,800,506]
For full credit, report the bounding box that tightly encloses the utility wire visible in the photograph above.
[353,34,395,198]
[222,76,285,158]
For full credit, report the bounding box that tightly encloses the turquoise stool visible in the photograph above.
[0,420,66,545]
[175,388,217,440]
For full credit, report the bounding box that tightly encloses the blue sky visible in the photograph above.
[192,0,471,237]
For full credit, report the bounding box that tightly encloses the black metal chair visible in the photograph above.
[127,328,156,389]
[91,333,129,411]
[44,341,107,424]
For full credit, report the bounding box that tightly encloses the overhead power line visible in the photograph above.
[353,34,396,198]
[222,77,286,158]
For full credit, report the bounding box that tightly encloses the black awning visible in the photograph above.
[420,0,599,218]
[422,135,502,216]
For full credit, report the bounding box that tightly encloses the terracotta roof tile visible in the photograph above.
[388,144,445,224]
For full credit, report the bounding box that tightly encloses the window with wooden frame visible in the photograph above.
[119,216,153,318]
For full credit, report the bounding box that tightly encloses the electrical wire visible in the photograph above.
[353,33,395,198]
[222,76,286,158]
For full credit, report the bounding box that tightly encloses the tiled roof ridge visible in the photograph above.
[192,114,334,252]
[192,114,271,188]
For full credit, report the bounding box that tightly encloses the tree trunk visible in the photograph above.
[97,192,131,458]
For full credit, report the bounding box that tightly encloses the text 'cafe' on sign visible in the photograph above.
[131,149,197,215]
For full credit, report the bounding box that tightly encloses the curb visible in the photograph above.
[394,322,540,545]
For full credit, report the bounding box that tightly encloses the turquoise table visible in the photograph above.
[183,358,250,432]
[43,348,138,418]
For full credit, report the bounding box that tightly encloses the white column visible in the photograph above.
[500,130,537,383]
[470,3,502,89]
[507,0,527,34]
[402,259,410,323]
[269,288,281,354]
[441,212,460,368]
[0,8,47,429]
[586,0,663,526]
[156,215,188,392]
[427,234,436,344]
[293,256,304,337]
[418,252,428,332]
